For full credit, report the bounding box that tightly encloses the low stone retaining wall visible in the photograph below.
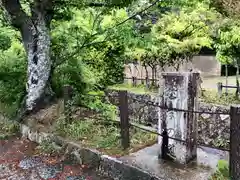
[197,103,230,147]
[20,124,163,180]
[106,89,230,148]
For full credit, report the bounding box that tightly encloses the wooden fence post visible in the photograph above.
[118,90,130,149]
[63,85,73,123]
[145,77,149,89]
[132,77,136,87]
[217,82,222,97]
[230,105,240,180]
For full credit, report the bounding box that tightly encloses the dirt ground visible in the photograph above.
[0,136,112,180]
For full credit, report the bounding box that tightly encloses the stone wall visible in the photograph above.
[197,104,230,148]
[105,90,230,148]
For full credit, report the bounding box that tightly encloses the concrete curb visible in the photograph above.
[20,124,163,180]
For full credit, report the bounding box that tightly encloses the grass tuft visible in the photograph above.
[0,118,19,139]
[201,89,240,105]
[55,117,157,156]
[109,83,157,95]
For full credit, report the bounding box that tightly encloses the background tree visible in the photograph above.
[151,3,215,71]
[215,22,240,98]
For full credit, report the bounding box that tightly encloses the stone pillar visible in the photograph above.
[158,72,199,164]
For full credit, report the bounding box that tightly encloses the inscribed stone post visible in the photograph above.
[158,72,199,164]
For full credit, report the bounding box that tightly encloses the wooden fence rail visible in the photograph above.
[217,82,240,96]
[124,76,159,88]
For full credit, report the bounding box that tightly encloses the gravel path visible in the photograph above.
[0,136,111,180]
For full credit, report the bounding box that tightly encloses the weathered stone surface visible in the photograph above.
[106,90,230,149]
[106,89,160,127]
[157,72,199,164]
[100,155,162,180]
[197,103,230,148]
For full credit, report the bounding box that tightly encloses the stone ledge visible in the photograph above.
[20,124,163,180]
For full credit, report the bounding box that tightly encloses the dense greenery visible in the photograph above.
[0,6,135,114]
[211,160,229,179]
[0,0,239,114]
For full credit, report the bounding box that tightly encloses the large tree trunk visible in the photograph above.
[25,18,52,111]
[1,0,54,119]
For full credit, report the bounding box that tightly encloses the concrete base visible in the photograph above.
[119,144,229,180]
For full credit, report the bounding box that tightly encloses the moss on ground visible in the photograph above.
[0,118,19,139]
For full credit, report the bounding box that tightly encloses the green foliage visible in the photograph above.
[55,117,157,156]
[0,7,133,113]
[0,0,238,117]
[0,39,26,111]
[217,160,229,177]
[0,26,12,51]
[151,4,215,69]
[201,90,240,105]
[0,24,26,117]
[36,139,61,155]
[0,118,20,139]
[51,8,132,91]
[52,59,93,97]
[109,83,157,94]
[81,94,118,121]
[215,22,240,65]
[210,160,229,179]
[126,2,217,71]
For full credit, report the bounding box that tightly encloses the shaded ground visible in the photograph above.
[0,136,112,180]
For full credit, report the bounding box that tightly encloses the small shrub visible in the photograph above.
[201,90,240,105]
[77,92,118,121]
[217,160,229,177]
[109,83,156,94]
[0,118,20,138]
[36,139,60,155]
[0,42,26,117]
[55,117,157,156]
[86,98,117,121]
[210,160,229,180]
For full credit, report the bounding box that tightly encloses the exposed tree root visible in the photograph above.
[14,85,55,123]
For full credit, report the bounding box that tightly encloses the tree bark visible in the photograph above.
[1,0,54,118]
[25,18,52,111]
